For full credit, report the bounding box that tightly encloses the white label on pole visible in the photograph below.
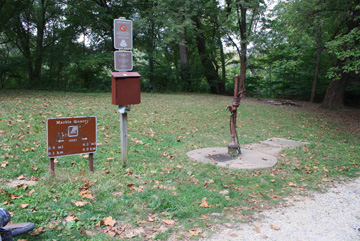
[114,19,132,50]
[114,51,133,71]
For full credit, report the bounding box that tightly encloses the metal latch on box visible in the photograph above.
[118,105,131,114]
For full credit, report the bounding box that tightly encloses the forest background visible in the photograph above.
[0,0,359,109]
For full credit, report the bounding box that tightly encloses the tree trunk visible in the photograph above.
[33,0,48,87]
[148,21,156,85]
[194,17,225,94]
[179,28,191,91]
[219,37,226,87]
[310,22,323,103]
[310,47,322,102]
[238,5,247,92]
[320,71,349,109]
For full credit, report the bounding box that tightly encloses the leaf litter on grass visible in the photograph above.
[0,91,359,240]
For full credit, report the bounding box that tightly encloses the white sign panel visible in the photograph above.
[114,19,132,50]
[114,51,133,71]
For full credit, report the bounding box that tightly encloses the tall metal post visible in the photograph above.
[119,105,130,166]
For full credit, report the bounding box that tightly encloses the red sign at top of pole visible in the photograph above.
[120,24,127,31]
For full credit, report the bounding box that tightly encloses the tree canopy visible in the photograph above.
[1,0,359,107]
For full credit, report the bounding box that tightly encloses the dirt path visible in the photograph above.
[201,178,360,241]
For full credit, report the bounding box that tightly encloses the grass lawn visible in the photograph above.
[0,90,359,240]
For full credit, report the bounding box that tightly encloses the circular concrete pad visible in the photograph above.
[187,147,277,170]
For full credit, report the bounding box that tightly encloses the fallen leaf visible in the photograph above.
[323,166,329,173]
[131,138,144,144]
[189,228,203,236]
[65,215,79,222]
[20,204,30,209]
[200,197,209,208]
[30,176,39,181]
[79,178,92,189]
[252,227,261,233]
[224,223,232,228]
[9,194,22,200]
[1,161,9,168]
[107,231,116,238]
[103,216,116,227]
[125,168,133,175]
[270,224,280,230]
[126,183,135,190]
[71,200,89,207]
[80,228,96,236]
[32,227,44,235]
[17,175,26,180]
[80,190,95,200]
[228,232,238,237]
[219,190,229,195]
[161,219,175,225]
[288,182,297,187]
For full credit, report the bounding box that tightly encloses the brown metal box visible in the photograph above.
[111,72,141,105]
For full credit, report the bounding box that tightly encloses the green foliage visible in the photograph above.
[0,0,359,106]
[326,27,360,80]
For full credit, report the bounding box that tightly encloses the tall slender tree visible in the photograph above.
[224,0,266,92]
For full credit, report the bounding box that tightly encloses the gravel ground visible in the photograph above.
[201,178,360,241]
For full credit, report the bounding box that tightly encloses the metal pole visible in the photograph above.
[119,105,130,167]
[120,112,128,166]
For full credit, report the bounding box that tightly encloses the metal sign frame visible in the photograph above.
[114,51,133,71]
[114,19,133,50]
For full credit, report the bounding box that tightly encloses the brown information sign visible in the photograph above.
[47,117,97,158]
